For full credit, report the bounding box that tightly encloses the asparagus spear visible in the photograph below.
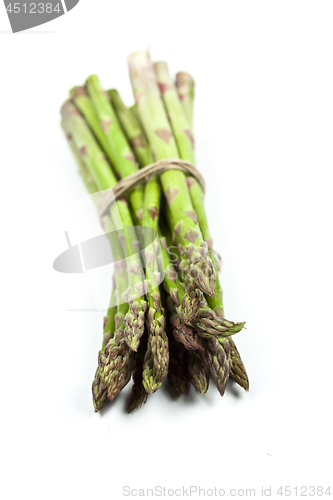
[161,196,243,395]
[126,335,149,413]
[159,222,245,339]
[62,120,117,410]
[154,62,211,264]
[129,104,148,140]
[61,101,143,397]
[142,172,168,394]
[186,178,249,390]
[61,118,99,196]
[167,330,188,395]
[128,51,216,299]
[176,72,248,387]
[164,293,206,378]
[176,72,195,131]
[154,61,195,165]
[70,85,144,228]
[69,87,113,167]
[159,230,203,324]
[142,305,168,393]
[155,62,248,391]
[141,236,169,393]
[112,88,203,328]
[92,286,117,412]
[62,119,136,405]
[191,309,244,338]
[85,78,149,352]
[98,215,138,402]
[65,94,148,353]
[187,350,209,395]
[108,89,154,169]
[85,76,144,225]
[171,312,203,351]
[163,225,233,413]
[204,337,231,397]
[110,89,169,392]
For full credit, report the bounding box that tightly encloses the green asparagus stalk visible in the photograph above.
[184,177,221,310]
[61,101,117,191]
[154,64,214,276]
[154,61,195,165]
[84,77,149,352]
[175,76,248,387]
[171,313,203,351]
[159,230,203,323]
[187,350,209,395]
[128,51,216,298]
[99,213,136,401]
[161,211,245,396]
[62,118,137,404]
[61,118,98,196]
[62,120,116,411]
[69,87,114,168]
[142,235,169,393]
[127,335,149,413]
[165,294,203,351]
[129,103,139,121]
[61,100,136,263]
[186,178,249,390]
[159,218,243,393]
[95,216,134,402]
[102,284,117,348]
[155,62,248,391]
[184,111,248,389]
[108,89,161,288]
[85,76,144,224]
[107,354,136,402]
[100,226,131,385]
[92,286,117,412]
[227,338,249,391]
[64,96,148,353]
[176,72,195,131]
[91,368,108,412]
[99,215,141,402]
[153,74,244,335]
[111,87,204,328]
[159,222,244,338]
[61,101,144,398]
[167,331,188,395]
[205,337,231,397]
[122,264,148,353]
[142,305,168,393]
[109,89,169,392]
[128,104,150,144]
[190,309,244,338]
[154,61,211,274]
[70,85,144,225]
[142,170,168,395]
[108,89,154,169]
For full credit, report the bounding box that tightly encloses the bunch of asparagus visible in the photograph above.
[61,51,249,413]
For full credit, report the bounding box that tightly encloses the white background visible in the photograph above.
[1,2,332,499]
